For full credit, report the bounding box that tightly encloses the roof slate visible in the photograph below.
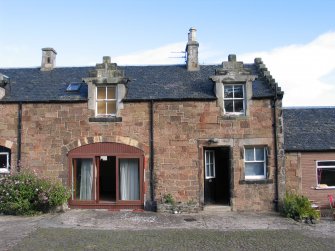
[0,64,276,102]
[0,67,92,102]
[283,107,335,151]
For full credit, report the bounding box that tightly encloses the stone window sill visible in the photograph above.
[89,117,122,122]
[314,186,335,190]
[0,170,10,175]
[221,114,247,120]
[239,179,273,185]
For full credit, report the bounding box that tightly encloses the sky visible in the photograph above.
[1,0,335,107]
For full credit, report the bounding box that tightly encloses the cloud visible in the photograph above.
[2,31,334,107]
[237,32,335,107]
[114,42,186,65]
[113,32,335,106]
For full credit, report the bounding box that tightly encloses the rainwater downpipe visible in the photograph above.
[272,86,279,212]
[17,102,22,172]
[149,100,156,209]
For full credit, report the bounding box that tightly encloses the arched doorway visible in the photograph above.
[68,142,144,210]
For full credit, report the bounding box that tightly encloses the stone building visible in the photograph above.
[0,28,285,212]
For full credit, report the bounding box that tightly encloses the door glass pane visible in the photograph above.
[119,158,140,200]
[107,87,116,99]
[234,85,243,98]
[245,162,264,176]
[206,164,210,177]
[97,87,106,99]
[106,101,117,114]
[97,101,106,115]
[255,148,264,161]
[73,158,94,200]
[205,151,215,178]
[224,85,233,98]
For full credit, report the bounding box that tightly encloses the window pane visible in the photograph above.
[255,148,265,161]
[73,158,94,200]
[97,101,106,115]
[107,87,116,99]
[119,159,140,200]
[245,162,264,176]
[245,148,254,161]
[318,161,335,167]
[224,85,233,98]
[234,85,243,98]
[0,154,8,169]
[319,168,335,187]
[106,101,117,114]
[97,87,106,99]
[224,100,234,113]
[234,100,244,113]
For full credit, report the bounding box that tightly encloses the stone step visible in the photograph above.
[203,205,231,212]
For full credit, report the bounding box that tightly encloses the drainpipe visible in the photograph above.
[149,100,156,211]
[17,102,22,172]
[272,85,279,212]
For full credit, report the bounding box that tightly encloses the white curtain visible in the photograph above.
[80,159,93,200]
[119,159,139,200]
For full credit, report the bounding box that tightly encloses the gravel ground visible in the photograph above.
[11,228,335,251]
[1,210,334,251]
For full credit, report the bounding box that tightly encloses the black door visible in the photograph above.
[204,147,230,205]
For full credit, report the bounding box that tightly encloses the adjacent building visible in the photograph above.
[284,107,335,207]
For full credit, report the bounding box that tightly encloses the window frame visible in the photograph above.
[244,146,267,180]
[0,149,10,173]
[316,160,335,189]
[67,143,145,209]
[205,150,216,179]
[223,83,245,115]
[95,85,117,116]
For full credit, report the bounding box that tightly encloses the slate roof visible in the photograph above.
[283,107,335,152]
[0,67,92,102]
[0,64,277,102]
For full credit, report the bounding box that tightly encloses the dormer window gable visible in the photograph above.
[211,54,256,117]
[83,56,128,122]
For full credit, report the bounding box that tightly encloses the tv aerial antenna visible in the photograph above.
[169,51,186,62]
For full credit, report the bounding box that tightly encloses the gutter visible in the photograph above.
[17,102,22,171]
[123,97,216,103]
[272,86,279,212]
[149,100,156,211]
[0,99,87,104]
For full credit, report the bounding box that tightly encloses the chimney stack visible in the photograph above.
[41,48,57,71]
[186,27,199,71]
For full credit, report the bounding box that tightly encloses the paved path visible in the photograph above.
[1,210,334,250]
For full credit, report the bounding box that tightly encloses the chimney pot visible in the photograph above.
[188,27,197,42]
[228,54,236,62]
[103,56,111,64]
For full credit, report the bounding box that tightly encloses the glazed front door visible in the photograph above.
[204,147,231,205]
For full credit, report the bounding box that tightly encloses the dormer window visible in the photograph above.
[223,84,245,115]
[96,86,117,116]
[84,57,127,122]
